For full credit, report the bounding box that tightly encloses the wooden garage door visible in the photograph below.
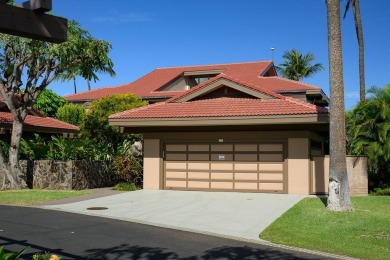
[163,142,286,193]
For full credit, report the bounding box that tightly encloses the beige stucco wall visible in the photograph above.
[311,156,368,196]
[143,139,161,189]
[287,138,310,195]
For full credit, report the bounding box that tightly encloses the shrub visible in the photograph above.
[112,182,138,191]
[0,246,27,260]
[56,103,86,127]
[371,187,390,196]
[112,155,143,187]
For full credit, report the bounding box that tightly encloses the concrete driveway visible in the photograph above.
[43,190,304,242]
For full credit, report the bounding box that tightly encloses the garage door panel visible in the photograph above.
[211,163,234,170]
[235,172,258,180]
[211,144,233,151]
[235,182,258,190]
[259,173,284,181]
[235,163,257,171]
[211,182,233,189]
[166,144,186,152]
[166,180,187,188]
[188,153,209,161]
[235,153,258,161]
[260,154,284,162]
[260,182,284,191]
[188,172,209,179]
[166,153,186,161]
[166,171,187,179]
[259,144,283,152]
[188,144,209,151]
[188,162,209,170]
[188,181,209,189]
[211,153,233,161]
[211,172,233,180]
[235,144,257,152]
[164,142,285,193]
[259,163,283,171]
[166,162,187,170]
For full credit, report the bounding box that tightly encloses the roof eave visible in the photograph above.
[109,113,329,128]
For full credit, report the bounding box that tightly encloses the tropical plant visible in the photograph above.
[80,93,147,152]
[326,0,353,211]
[0,246,26,260]
[56,103,86,127]
[55,25,115,93]
[346,85,390,188]
[112,155,143,187]
[344,0,365,102]
[34,89,67,117]
[19,134,49,160]
[276,49,324,81]
[0,20,115,189]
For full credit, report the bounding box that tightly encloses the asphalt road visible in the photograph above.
[0,205,333,260]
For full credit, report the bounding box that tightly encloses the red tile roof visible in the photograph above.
[0,112,79,132]
[66,61,321,102]
[109,97,328,119]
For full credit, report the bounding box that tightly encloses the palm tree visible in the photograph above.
[326,0,353,211]
[346,85,390,188]
[344,0,365,102]
[276,49,324,81]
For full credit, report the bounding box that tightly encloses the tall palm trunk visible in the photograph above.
[326,0,353,211]
[352,0,365,102]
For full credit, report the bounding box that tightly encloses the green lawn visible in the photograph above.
[0,189,92,206]
[260,196,390,260]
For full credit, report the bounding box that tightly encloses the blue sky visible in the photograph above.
[49,0,389,110]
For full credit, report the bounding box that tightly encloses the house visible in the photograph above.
[0,97,79,143]
[67,61,337,195]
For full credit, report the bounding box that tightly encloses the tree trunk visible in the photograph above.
[5,118,27,189]
[326,0,353,211]
[352,0,365,102]
[87,79,91,91]
[73,76,77,94]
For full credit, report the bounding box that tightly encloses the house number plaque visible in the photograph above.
[219,154,225,160]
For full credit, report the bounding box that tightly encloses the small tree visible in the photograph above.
[56,103,86,127]
[0,20,115,189]
[80,93,147,152]
[34,89,67,117]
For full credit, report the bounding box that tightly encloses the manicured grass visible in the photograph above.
[260,196,390,260]
[0,189,92,206]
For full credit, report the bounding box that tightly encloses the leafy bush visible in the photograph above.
[346,85,390,189]
[80,93,147,151]
[19,134,49,160]
[370,188,390,196]
[56,103,86,127]
[111,155,143,187]
[34,89,67,118]
[112,182,138,191]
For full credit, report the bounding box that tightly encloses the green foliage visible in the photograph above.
[34,89,67,117]
[18,136,136,161]
[56,103,86,127]
[371,188,390,196]
[0,140,9,157]
[276,49,324,81]
[112,155,143,187]
[19,134,49,160]
[0,246,27,260]
[112,182,138,191]
[346,85,390,188]
[80,93,147,148]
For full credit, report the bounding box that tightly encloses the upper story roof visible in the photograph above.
[65,61,325,103]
